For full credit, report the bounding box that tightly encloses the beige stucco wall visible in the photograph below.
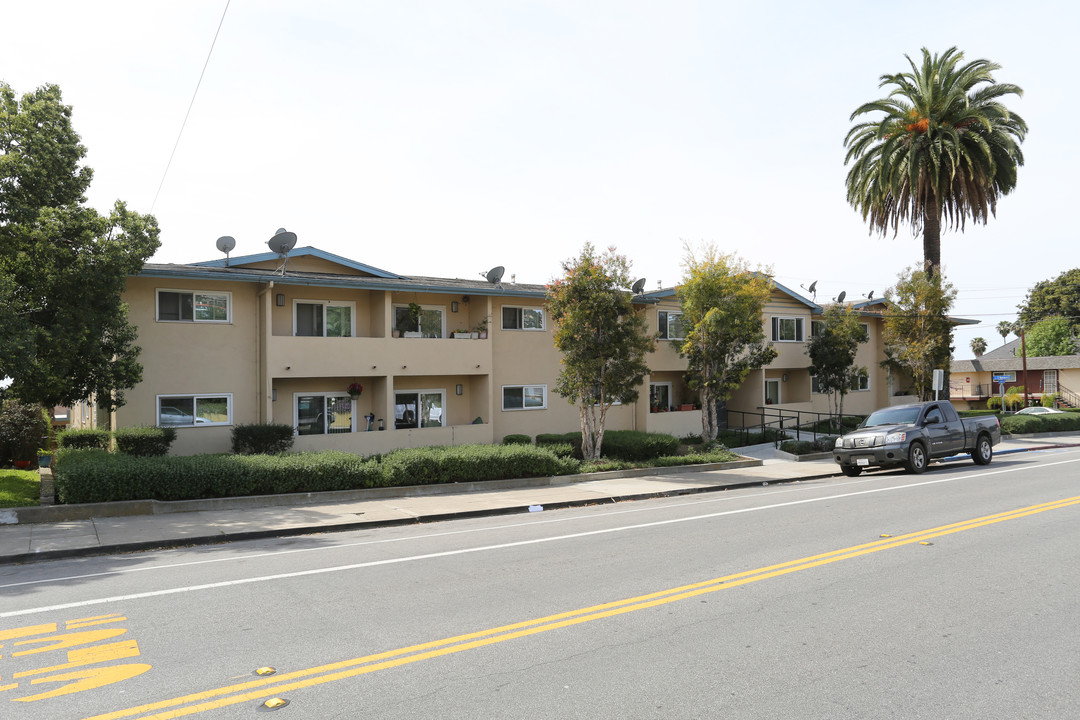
[116,276,262,454]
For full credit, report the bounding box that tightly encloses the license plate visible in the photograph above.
[856,458,870,466]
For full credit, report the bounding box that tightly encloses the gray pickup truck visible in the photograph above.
[833,401,1001,476]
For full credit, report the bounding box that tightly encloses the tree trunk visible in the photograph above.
[923,194,942,278]
[700,388,718,441]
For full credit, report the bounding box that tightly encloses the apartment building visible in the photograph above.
[92,247,912,455]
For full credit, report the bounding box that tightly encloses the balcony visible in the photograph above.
[268,335,491,378]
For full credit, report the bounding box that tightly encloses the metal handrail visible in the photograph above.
[722,407,863,448]
[1053,382,1080,409]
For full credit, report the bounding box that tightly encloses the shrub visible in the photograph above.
[1042,393,1059,408]
[986,396,1002,411]
[779,440,815,455]
[58,428,111,450]
[812,436,837,452]
[1000,412,1080,435]
[0,400,50,463]
[681,433,704,445]
[536,430,678,461]
[232,423,296,455]
[380,444,579,486]
[114,426,177,457]
[53,451,384,504]
[599,430,679,461]
[501,434,532,445]
[536,432,583,459]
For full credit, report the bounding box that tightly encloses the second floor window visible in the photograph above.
[502,306,545,330]
[658,311,685,340]
[295,301,353,337]
[771,316,804,342]
[157,290,231,323]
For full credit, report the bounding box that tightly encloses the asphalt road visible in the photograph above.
[3,447,1079,719]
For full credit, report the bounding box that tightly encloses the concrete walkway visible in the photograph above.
[2,433,1076,564]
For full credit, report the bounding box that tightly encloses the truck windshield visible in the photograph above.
[863,407,921,427]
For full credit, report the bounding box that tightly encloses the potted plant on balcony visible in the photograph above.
[347,382,363,398]
[453,328,470,339]
[474,317,489,339]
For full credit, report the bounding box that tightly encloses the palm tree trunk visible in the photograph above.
[923,194,942,278]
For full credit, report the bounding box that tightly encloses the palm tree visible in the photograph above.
[845,47,1027,278]
[970,337,987,357]
[996,320,1013,346]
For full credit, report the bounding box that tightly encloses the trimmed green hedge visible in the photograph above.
[53,445,578,504]
[1000,412,1080,435]
[232,423,296,455]
[53,450,383,504]
[58,428,111,450]
[114,426,177,457]
[536,430,679,460]
[501,434,532,445]
[380,445,578,486]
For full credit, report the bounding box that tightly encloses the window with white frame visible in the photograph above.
[771,316,804,342]
[294,300,354,337]
[658,311,686,340]
[859,323,870,340]
[394,305,444,338]
[811,320,825,338]
[157,394,232,427]
[294,393,354,435]
[502,385,546,410]
[811,371,870,393]
[157,290,231,323]
[394,390,445,428]
[502,306,545,331]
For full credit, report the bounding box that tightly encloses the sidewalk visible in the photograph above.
[2,434,1076,564]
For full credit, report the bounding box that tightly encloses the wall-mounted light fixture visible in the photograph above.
[456,384,463,396]
[451,301,459,313]
[272,389,277,402]
[371,365,377,369]
[276,293,285,307]
[286,366,291,371]
[782,373,788,382]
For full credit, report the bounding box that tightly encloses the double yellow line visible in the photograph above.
[86,495,1080,720]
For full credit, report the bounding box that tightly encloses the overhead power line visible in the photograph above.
[150,0,231,213]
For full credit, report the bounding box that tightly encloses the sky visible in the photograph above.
[3,1,1076,360]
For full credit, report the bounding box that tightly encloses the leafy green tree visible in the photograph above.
[1017,317,1077,357]
[675,245,777,441]
[807,304,868,428]
[845,47,1026,278]
[547,244,653,460]
[0,82,159,409]
[882,266,957,400]
[970,337,987,356]
[1018,269,1080,334]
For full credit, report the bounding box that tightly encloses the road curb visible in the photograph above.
[1,471,841,564]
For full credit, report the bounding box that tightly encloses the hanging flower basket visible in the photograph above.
[347,382,363,398]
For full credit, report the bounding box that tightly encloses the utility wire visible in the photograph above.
[150,0,231,213]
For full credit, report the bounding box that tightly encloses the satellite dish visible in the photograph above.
[215,236,236,266]
[867,290,875,301]
[267,228,297,255]
[835,290,847,303]
[631,278,646,295]
[485,266,505,284]
[808,280,817,294]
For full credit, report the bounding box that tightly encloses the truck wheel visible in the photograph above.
[906,442,927,474]
[840,465,862,477]
[972,434,993,465]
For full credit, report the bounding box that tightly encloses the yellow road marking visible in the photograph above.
[83,495,1080,720]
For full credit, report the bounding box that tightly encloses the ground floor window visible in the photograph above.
[157,394,232,426]
[502,385,546,410]
[395,390,445,429]
[295,394,354,435]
